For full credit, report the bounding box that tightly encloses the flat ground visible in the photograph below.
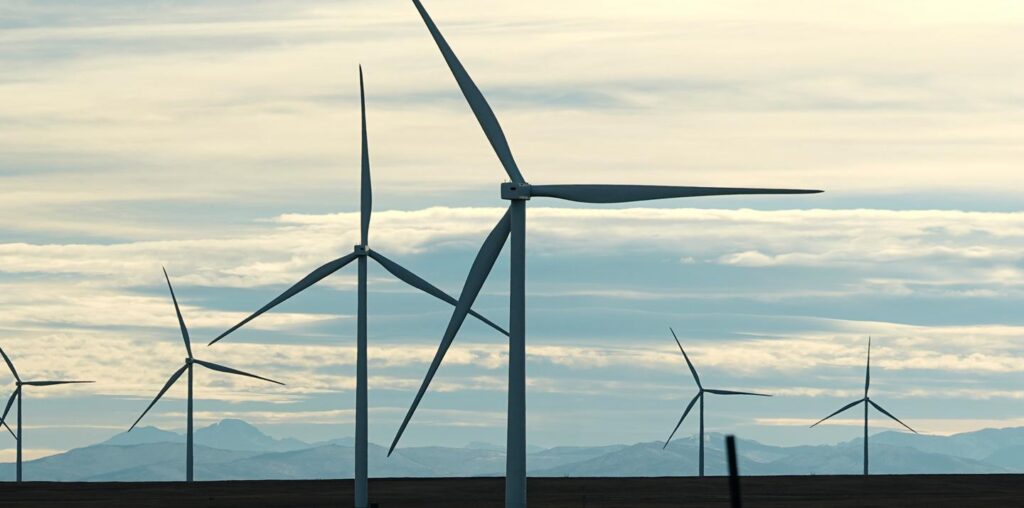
[0,475,1022,507]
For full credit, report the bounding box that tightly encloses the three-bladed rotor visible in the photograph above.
[207,68,507,348]
[810,337,916,434]
[388,0,821,458]
[129,269,283,432]
[0,345,93,439]
[663,328,770,448]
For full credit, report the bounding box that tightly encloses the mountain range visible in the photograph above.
[2,419,1022,481]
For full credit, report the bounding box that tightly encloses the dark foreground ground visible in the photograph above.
[1,475,1022,507]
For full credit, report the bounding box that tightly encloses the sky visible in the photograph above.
[0,0,1023,462]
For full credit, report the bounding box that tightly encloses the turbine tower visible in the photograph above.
[129,268,283,482]
[388,2,822,506]
[206,68,508,508]
[662,328,770,477]
[810,337,917,475]
[0,346,92,482]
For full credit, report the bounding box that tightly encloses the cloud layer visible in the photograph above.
[1,0,1022,455]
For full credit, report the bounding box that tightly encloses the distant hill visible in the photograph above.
[102,419,309,452]
[870,427,1024,461]
[0,442,259,481]
[3,420,1023,481]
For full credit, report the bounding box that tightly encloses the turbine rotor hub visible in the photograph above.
[353,244,369,256]
[501,182,532,201]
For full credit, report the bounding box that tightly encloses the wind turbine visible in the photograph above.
[811,337,916,475]
[206,68,508,508]
[0,346,92,482]
[662,328,770,477]
[129,268,284,482]
[388,1,822,506]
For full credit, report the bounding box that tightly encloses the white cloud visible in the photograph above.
[2,207,1022,299]
[0,449,63,462]
[3,0,1024,452]
[180,407,507,428]
[1,0,1023,238]
[756,417,1024,437]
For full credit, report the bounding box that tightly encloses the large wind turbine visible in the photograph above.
[206,68,508,508]
[0,346,92,482]
[662,328,769,477]
[811,337,916,475]
[388,2,822,506]
[129,268,283,482]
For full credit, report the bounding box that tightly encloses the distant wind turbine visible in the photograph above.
[0,346,92,482]
[810,337,917,475]
[663,328,770,477]
[206,68,508,508]
[388,1,821,506]
[129,268,283,482]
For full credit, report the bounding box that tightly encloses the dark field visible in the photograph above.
[1,475,1022,507]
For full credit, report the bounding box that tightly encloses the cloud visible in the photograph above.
[5,318,1024,407]
[2,206,1022,299]
[2,0,1024,453]
[0,449,62,462]
[2,0,1023,241]
[756,417,1024,437]
[181,407,507,428]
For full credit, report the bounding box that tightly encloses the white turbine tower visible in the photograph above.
[0,347,92,482]
[811,337,917,475]
[388,2,822,506]
[206,68,508,508]
[129,268,283,482]
[662,328,770,477]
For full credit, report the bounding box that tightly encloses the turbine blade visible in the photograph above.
[20,381,93,386]
[704,389,771,397]
[2,420,14,440]
[208,252,359,345]
[129,364,187,432]
[0,346,19,382]
[388,208,512,456]
[359,65,372,246]
[810,398,865,428]
[0,387,19,426]
[193,359,284,386]
[163,267,193,358]
[663,393,701,449]
[868,399,917,434]
[368,250,509,337]
[411,0,525,184]
[669,328,701,389]
[531,184,822,204]
[865,336,871,397]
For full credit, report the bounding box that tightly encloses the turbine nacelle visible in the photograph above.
[501,182,532,201]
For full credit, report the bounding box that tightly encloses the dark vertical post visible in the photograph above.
[16,390,22,482]
[726,435,741,508]
[863,401,869,476]
[356,254,369,508]
[698,394,705,477]
[187,361,193,482]
[507,199,527,508]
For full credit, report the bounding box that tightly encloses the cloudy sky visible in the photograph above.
[1,0,1023,462]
